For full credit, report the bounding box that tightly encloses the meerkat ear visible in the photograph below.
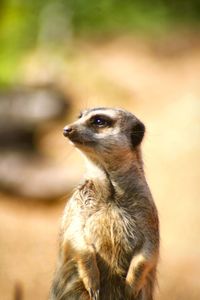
[131,120,145,147]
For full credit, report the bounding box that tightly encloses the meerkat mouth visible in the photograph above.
[67,135,96,147]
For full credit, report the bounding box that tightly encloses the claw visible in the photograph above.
[89,288,100,300]
[94,289,99,300]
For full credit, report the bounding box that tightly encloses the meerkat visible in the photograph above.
[50,107,159,300]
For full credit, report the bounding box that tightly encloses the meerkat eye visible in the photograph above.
[90,115,112,128]
[78,112,83,119]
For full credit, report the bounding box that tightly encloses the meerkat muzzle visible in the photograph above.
[63,126,73,137]
[63,125,82,144]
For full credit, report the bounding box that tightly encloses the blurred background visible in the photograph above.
[0,1,200,299]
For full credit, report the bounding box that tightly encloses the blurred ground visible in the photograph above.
[0,37,200,300]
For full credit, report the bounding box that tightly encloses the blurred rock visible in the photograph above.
[0,85,74,200]
[0,85,69,149]
[0,151,80,200]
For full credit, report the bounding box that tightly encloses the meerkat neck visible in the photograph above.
[106,153,145,198]
[83,157,112,200]
[83,151,145,201]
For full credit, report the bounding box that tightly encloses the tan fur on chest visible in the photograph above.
[84,204,134,275]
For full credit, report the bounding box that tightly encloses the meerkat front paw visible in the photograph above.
[89,288,100,300]
[84,272,100,300]
[76,246,100,300]
[84,271,100,300]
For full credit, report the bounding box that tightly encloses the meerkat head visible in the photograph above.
[63,107,145,167]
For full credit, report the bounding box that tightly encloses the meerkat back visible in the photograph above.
[50,107,159,300]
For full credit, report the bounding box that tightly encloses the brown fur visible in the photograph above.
[50,107,159,300]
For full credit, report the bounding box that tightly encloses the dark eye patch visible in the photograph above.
[89,115,113,128]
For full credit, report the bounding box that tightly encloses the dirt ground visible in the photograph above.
[0,37,200,300]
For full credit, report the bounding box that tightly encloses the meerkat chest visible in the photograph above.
[75,181,142,264]
[83,203,138,259]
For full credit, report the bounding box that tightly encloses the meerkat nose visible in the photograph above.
[63,126,73,137]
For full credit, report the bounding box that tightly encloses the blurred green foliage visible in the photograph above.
[0,0,200,86]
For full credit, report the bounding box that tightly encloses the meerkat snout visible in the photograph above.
[63,126,73,137]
